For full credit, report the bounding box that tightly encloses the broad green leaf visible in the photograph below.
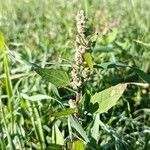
[91,84,127,114]
[72,140,85,150]
[34,66,70,87]
[94,62,150,84]
[52,123,64,146]
[94,62,129,69]
[132,68,150,84]
[83,52,93,71]
[68,115,89,143]
[52,109,75,117]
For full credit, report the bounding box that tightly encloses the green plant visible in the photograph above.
[0,1,150,149]
[26,10,149,149]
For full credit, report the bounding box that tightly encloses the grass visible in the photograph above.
[0,0,150,149]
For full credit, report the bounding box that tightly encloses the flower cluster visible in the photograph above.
[75,10,87,37]
[71,10,91,90]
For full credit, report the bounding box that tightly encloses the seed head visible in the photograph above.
[71,10,91,90]
[76,10,87,37]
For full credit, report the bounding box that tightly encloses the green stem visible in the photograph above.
[3,48,14,128]
[0,33,14,130]
[84,0,88,16]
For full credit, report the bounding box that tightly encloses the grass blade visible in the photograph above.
[68,115,89,143]
[0,32,14,128]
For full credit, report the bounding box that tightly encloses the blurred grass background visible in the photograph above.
[0,0,149,99]
[0,0,150,149]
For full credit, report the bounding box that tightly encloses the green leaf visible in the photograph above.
[72,140,85,150]
[94,62,150,84]
[48,144,63,150]
[68,115,89,143]
[34,66,70,87]
[0,32,14,127]
[49,84,61,99]
[94,62,129,69]
[83,52,93,71]
[33,105,45,148]
[91,84,127,114]
[132,68,150,84]
[21,93,64,108]
[93,46,113,53]
[21,93,55,101]
[52,109,75,117]
[91,114,99,141]
[52,123,64,146]
[105,28,118,44]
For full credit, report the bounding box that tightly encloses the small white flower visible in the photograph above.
[68,99,76,108]
[81,47,86,54]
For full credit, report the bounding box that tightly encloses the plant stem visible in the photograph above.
[0,33,14,130]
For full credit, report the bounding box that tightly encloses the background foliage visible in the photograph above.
[0,0,150,149]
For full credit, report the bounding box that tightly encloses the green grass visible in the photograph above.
[0,0,150,149]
